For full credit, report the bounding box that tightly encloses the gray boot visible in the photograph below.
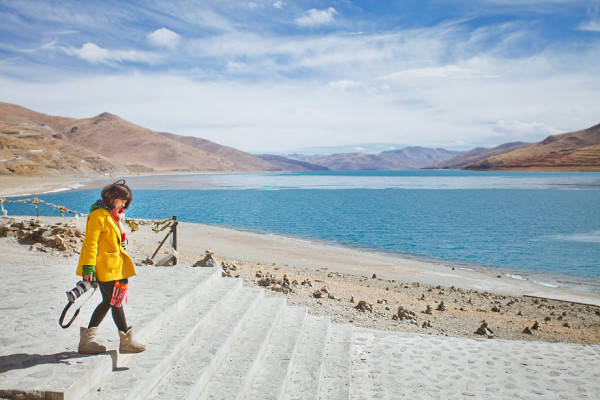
[119,326,146,354]
[78,327,106,354]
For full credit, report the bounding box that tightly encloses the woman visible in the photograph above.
[76,180,145,354]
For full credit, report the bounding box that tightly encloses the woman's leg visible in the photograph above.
[88,281,128,331]
[88,281,113,328]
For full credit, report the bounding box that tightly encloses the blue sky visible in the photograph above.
[1,0,599,153]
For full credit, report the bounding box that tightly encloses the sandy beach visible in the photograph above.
[1,173,599,344]
[2,214,599,345]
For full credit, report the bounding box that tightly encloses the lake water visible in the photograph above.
[5,170,600,292]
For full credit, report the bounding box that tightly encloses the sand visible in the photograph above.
[1,175,599,344]
[2,215,599,344]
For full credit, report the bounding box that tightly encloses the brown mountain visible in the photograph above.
[464,124,600,171]
[256,154,329,171]
[289,147,460,170]
[426,142,530,169]
[0,102,280,176]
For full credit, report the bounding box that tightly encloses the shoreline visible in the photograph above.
[2,214,599,343]
[0,172,600,298]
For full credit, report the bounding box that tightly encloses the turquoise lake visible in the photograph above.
[5,170,600,292]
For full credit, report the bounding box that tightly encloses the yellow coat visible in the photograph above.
[77,208,136,282]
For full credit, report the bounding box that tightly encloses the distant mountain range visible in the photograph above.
[279,147,461,170]
[1,102,598,177]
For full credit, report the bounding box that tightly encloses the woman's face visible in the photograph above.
[113,198,127,211]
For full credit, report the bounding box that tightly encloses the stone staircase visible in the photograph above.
[83,267,354,400]
[1,263,599,400]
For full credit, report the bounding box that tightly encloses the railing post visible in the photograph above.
[172,216,178,265]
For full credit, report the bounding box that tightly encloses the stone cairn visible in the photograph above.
[0,218,83,256]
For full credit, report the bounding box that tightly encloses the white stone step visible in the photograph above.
[146,287,268,400]
[280,314,331,400]
[317,323,354,400]
[0,264,223,400]
[85,275,243,400]
[241,306,308,400]
[197,295,287,400]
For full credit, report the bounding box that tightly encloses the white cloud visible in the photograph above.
[577,5,600,32]
[147,28,181,49]
[248,2,257,9]
[273,1,283,9]
[295,7,337,27]
[64,42,159,65]
[328,80,364,89]
[578,19,600,31]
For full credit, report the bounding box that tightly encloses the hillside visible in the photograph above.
[256,154,329,171]
[427,142,530,169]
[0,102,281,176]
[464,124,600,171]
[288,147,461,170]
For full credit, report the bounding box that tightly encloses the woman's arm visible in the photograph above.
[79,211,104,280]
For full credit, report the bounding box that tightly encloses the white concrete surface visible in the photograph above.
[1,261,600,400]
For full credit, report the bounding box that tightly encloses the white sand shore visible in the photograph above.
[3,215,599,344]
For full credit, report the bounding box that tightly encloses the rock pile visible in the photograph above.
[192,251,219,268]
[256,271,294,294]
[355,300,373,312]
[221,261,239,278]
[475,320,494,339]
[0,218,83,256]
[392,306,417,324]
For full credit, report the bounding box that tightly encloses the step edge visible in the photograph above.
[122,278,245,400]
[239,305,309,400]
[63,268,224,400]
[233,296,289,400]
[172,288,266,400]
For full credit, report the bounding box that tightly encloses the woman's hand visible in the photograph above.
[83,274,93,282]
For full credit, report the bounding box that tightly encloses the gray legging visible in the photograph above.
[88,280,128,332]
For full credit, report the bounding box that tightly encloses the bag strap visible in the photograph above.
[58,286,97,329]
[58,302,80,329]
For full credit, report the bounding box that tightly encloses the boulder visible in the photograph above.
[475,321,494,338]
[355,300,373,312]
[192,251,219,268]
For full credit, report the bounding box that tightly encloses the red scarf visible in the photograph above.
[110,208,127,245]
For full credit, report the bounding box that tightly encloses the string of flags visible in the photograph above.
[0,197,79,216]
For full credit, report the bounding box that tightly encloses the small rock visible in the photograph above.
[422,320,432,328]
[355,300,373,312]
[396,306,416,321]
[328,293,336,300]
[258,278,272,287]
[372,273,377,279]
[563,322,570,328]
[436,301,446,312]
[491,305,501,312]
[423,305,433,315]
[420,294,425,301]
[350,296,355,303]
[522,327,533,334]
[271,284,283,292]
[475,321,494,338]
[313,291,322,299]
[320,286,329,294]
[532,321,540,330]
[192,251,219,268]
